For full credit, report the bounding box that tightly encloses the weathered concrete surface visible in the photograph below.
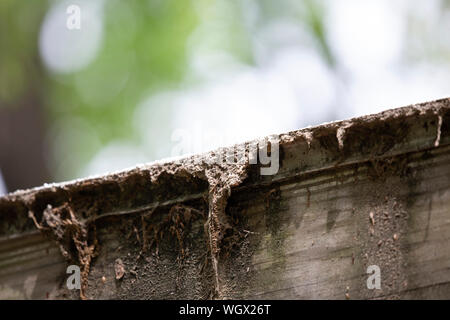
[0,98,449,299]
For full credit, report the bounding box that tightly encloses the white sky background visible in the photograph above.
[327,0,450,117]
[39,0,450,178]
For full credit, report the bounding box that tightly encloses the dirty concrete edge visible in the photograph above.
[2,97,449,201]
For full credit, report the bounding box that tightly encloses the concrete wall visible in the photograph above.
[1,98,449,299]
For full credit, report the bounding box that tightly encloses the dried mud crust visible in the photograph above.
[28,202,98,300]
[84,204,216,300]
[21,152,252,299]
[356,174,411,299]
[279,98,449,148]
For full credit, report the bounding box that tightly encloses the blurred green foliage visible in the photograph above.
[49,0,199,179]
[1,0,260,180]
[0,0,47,106]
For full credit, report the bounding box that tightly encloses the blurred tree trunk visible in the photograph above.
[0,1,50,193]
[0,91,50,192]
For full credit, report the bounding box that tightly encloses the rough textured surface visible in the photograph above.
[0,98,450,299]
